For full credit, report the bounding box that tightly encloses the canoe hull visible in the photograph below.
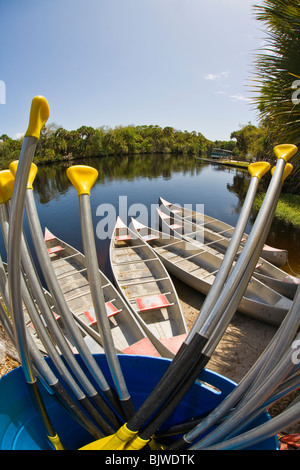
[44,228,161,357]
[110,218,188,358]
[158,197,298,300]
[132,219,292,327]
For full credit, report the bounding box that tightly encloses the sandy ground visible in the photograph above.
[0,278,299,437]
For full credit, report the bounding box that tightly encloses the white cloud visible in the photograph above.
[203,73,219,81]
[203,71,229,81]
[229,94,252,102]
[14,132,25,140]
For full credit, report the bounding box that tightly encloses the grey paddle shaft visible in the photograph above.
[0,212,107,438]
[202,191,282,357]
[1,199,109,408]
[198,157,287,341]
[79,193,134,418]
[203,399,300,450]
[7,136,38,382]
[24,189,114,396]
[186,171,262,343]
[7,136,62,447]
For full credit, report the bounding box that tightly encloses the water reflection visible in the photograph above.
[33,154,204,203]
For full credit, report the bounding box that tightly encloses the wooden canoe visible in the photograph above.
[109,218,188,358]
[131,218,293,327]
[44,228,161,357]
[159,197,288,268]
[158,197,299,300]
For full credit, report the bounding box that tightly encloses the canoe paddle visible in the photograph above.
[66,165,135,420]
[178,161,271,350]
[7,95,64,450]
[10,161,125,420]
[192,330,300,449]
[0,207,107,441]
[79,144,296,450]
[203,395,300,450]
[9,162,123,429]
[128,158,295,448]
[0,169,121,436]
[153,155,297,446]
[169,281,300,449]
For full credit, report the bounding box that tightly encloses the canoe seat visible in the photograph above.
[142,234,159,241]
[122,337,161,357]
[172,209,182,214]
[105,302,120,317]
[84,303,120,325]
[160,334,187,354]
[136,294,171,312]
[47,245,63,255]
[116,234,131,241]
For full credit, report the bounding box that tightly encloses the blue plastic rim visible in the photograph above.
[0,354,278,450]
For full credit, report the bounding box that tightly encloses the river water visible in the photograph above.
[2,153,300,279]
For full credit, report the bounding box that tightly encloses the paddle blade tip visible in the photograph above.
[248,161,271,180]
[25,95,50,140]
[0,169,15,203]
[271,162,294,182]
[273,144,298,162]
[9,161,38,189]
[66,165,98,196]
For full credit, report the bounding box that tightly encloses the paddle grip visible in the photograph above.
[50,382,104,440]
[93,391,123,428]
[127,333,208,433]
[139,351,211,441]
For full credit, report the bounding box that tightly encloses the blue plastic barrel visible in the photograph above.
[0,354,278,450]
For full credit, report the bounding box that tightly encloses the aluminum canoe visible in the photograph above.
[131,218,293,327]
[44,228,161,357]
[158,197,299,300]
[109,218,188,359]
[159,197,288,268]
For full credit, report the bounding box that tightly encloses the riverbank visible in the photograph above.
[254,192,300,228]
[195,156,249,169]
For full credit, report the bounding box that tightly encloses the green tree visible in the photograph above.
[230,123,269,161]
[252,0,300,191]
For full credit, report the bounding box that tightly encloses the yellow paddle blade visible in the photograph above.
[0,170,15,203]
[271,163,294,182]
[273,144,298,162]
[66,165,98,196]
[25,96,50,140]
[9,161,38,189]
[147,438,167,451]
[248,161,271,180]
[125,435,150,450]
[79,423,137,450]
[48,433,64,450]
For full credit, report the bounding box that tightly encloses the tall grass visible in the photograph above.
[254,192,300,227]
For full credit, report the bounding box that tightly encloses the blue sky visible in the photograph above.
[0,0,266,142]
